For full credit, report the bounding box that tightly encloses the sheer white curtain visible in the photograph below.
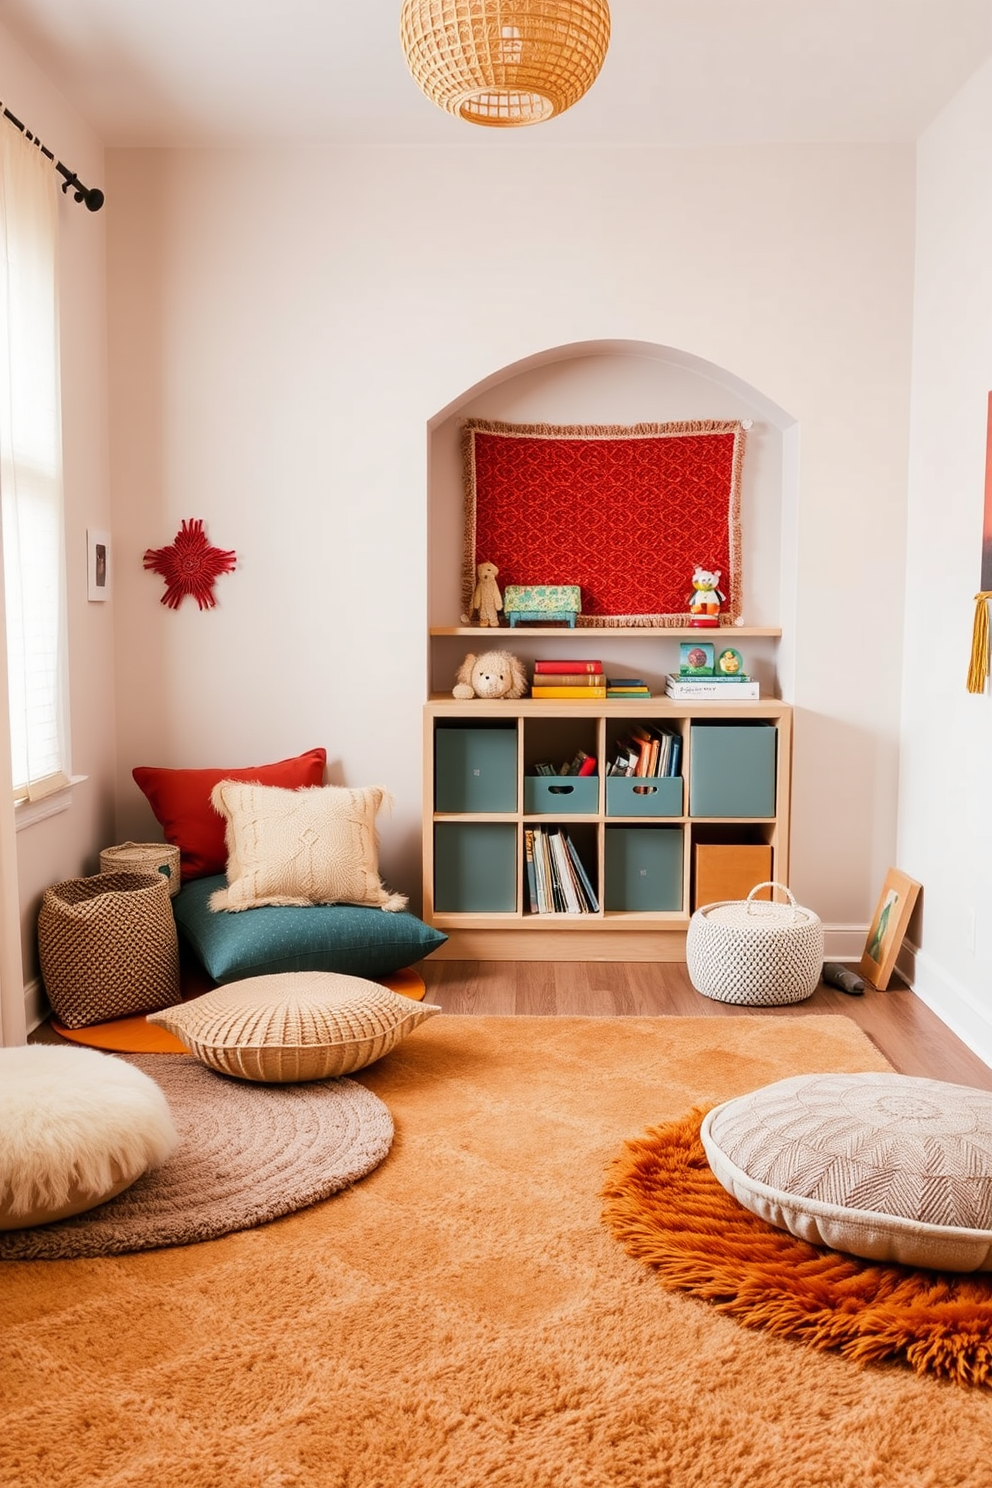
[0,125,68,802]
[0,128,66,1046]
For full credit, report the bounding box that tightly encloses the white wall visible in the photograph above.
[0,22,115,1031]
[901,56,992,1065]
[107,143,915,938]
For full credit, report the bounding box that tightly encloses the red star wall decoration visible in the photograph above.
[143,519,237,611]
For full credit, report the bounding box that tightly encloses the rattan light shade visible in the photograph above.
[400,0,611,127]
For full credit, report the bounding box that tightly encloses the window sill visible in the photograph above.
[14,775,88,832]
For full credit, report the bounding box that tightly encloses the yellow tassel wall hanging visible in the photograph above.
[967,592,992,693]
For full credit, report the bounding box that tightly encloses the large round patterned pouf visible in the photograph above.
[701,1072,992,1271]
[0,1044,178,1229]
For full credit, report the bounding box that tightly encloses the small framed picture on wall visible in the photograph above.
[87,528,111,602]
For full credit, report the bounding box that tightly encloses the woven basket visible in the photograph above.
[38,872,181,1029]
[685,881,823,1007]
[100,841,181,897]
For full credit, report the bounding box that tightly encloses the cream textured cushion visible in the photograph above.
[148,970,441,1082]
[700,1071,992,1272]
[209,782,407,913]
[0,1045,179,1229]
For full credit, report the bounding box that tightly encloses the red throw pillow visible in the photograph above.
[133,748,327,883]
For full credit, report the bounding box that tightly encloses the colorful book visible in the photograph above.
[576,754,598,777]
[533,660,603,674]
[532,673,605,687]
[531,685,608,699]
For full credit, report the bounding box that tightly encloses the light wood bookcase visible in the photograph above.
[423,647,792,960]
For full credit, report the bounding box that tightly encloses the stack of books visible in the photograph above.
[524,827,599,914]
[606,677,651,698]
[530,660,606,699]
[665,672,760,700]
[607,723,682,777]
[533,750,598,777]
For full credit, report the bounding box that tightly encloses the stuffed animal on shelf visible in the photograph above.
[453,650,528,700]
[463,561,504,628]
[687,566,725,627]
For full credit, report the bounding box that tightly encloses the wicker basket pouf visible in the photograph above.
[686,881,823,1007]
[38,872,181,1029]
[100,841,181,897]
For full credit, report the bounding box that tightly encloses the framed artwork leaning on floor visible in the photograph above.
[858,868,922,990]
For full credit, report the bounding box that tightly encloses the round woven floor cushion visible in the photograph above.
[147,970,441,1082]
[0,1045,179,1229]
[701,1071,992,1271]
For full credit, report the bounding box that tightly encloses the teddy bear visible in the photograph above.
[453,650,528,700]
[462,561,503,628]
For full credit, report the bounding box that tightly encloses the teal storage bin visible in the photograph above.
[435,725,518,814]
[434,823,517,912]
[604,827,683,912]
[524,777,599,814]
[606,777,682,818]
[689,722,777,818]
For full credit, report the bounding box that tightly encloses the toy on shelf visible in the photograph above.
[463,561,504,628]
[503,584,581,628]
[452,650,528,700]
[687,567,725,628]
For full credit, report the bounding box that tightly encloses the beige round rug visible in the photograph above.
[0,1052,393,1261]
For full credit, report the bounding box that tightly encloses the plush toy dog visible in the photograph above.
[453,650,528,700]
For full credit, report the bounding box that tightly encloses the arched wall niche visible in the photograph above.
[427,339,799,698]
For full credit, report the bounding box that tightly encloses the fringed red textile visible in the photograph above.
[462,419,747,627]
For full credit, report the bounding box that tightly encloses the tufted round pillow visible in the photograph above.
[700,1071,992,1272]
[0,1044,179,1229]
[147,970,441,1082]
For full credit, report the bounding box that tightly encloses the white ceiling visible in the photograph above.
[2,0,992,150]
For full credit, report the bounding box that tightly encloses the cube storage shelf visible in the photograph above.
[423,697,793,961]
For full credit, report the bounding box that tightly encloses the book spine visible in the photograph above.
[565,835,599,913]
[533,661,603,674]
[524,829,538,914]
[576,755,598,777]
[531,674,606,687]
[531,686,608,699]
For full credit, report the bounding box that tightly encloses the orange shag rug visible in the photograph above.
[6,1015,992,1488]
[602,1107,992,1390]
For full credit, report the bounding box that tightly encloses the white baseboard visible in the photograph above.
[822,923,871,961]
[898,944,992,1071]
[24,977,49,1033]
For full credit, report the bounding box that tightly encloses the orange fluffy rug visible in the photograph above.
[602,1106,992,1389]
[5,1015,992,1488]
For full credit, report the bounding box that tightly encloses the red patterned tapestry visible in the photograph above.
[461,419,747,626]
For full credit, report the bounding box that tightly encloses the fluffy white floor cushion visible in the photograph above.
[0,1044,179,1229]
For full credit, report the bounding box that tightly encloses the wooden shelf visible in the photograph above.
[430,625,783,638]
[423,698,792,961]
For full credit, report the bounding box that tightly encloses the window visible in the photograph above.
[0,127,69,802]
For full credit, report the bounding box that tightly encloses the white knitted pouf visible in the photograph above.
[0,1045,179,1229]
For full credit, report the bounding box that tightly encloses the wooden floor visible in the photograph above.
[418,960,992,1091]
[32,958,992,1091]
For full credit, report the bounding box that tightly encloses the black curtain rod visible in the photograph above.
[1,102,104,212]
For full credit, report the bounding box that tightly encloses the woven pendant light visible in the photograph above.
[400,0,611,128]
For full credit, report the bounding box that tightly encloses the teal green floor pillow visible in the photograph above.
[174,876,447,984]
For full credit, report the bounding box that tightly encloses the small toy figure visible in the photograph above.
[465,561,503,628]
[687,566,725,628]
